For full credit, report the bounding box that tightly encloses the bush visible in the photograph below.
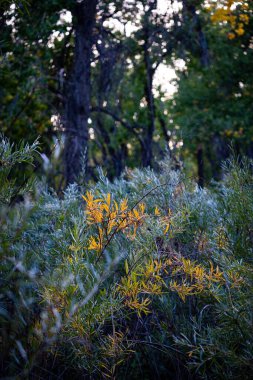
[1,137,253,379]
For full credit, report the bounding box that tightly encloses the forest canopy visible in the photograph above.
[0,1,253,379]
[1,0,253,185]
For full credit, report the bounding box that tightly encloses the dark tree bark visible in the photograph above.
[64,0,98,184]
[197,144,204,188]
[142,6,156,167]
[143,38,155,167]
[210,133,230,180]
[182,0,210,68]
[159,116,171,154]
[182,0,210,187]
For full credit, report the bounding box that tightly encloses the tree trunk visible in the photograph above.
[142,10,156,167]
[143,52,155,167]
[210,133,230,180]
[197,144,204,188]
[182,0,210,68]
[183,0,209,188]
[64,0,98,184]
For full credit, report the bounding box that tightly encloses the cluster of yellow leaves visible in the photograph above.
[117,259,170,316]
[210,0,249,39]
[84,191,177,257]
[83,192,146,254]
[154,206,173,234]
[118,252,244,312]
[118,255,227,314]
[224,128,244,138]
[171,257,246,301]
[82,192,242,316]
[170,258,225,301]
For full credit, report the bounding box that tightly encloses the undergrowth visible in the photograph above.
[0,137,253,379]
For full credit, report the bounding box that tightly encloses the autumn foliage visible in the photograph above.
[1,140,253,379]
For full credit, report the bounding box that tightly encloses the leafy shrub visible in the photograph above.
[1,137,253,379]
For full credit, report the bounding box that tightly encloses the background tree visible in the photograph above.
[64,0,98,184]
[0,0,253,186]
[170,0,253,185]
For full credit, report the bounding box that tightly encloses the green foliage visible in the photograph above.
[1,136,253,379]
[171,1,253,182]
[0,135,39,204]
[1,1,253,184]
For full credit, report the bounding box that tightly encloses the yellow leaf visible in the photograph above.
[164,223,170,234]
[120,198,128,212]
[125,259,129,275]
[154,206,160,216]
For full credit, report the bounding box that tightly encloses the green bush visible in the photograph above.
[1,137,252,379]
